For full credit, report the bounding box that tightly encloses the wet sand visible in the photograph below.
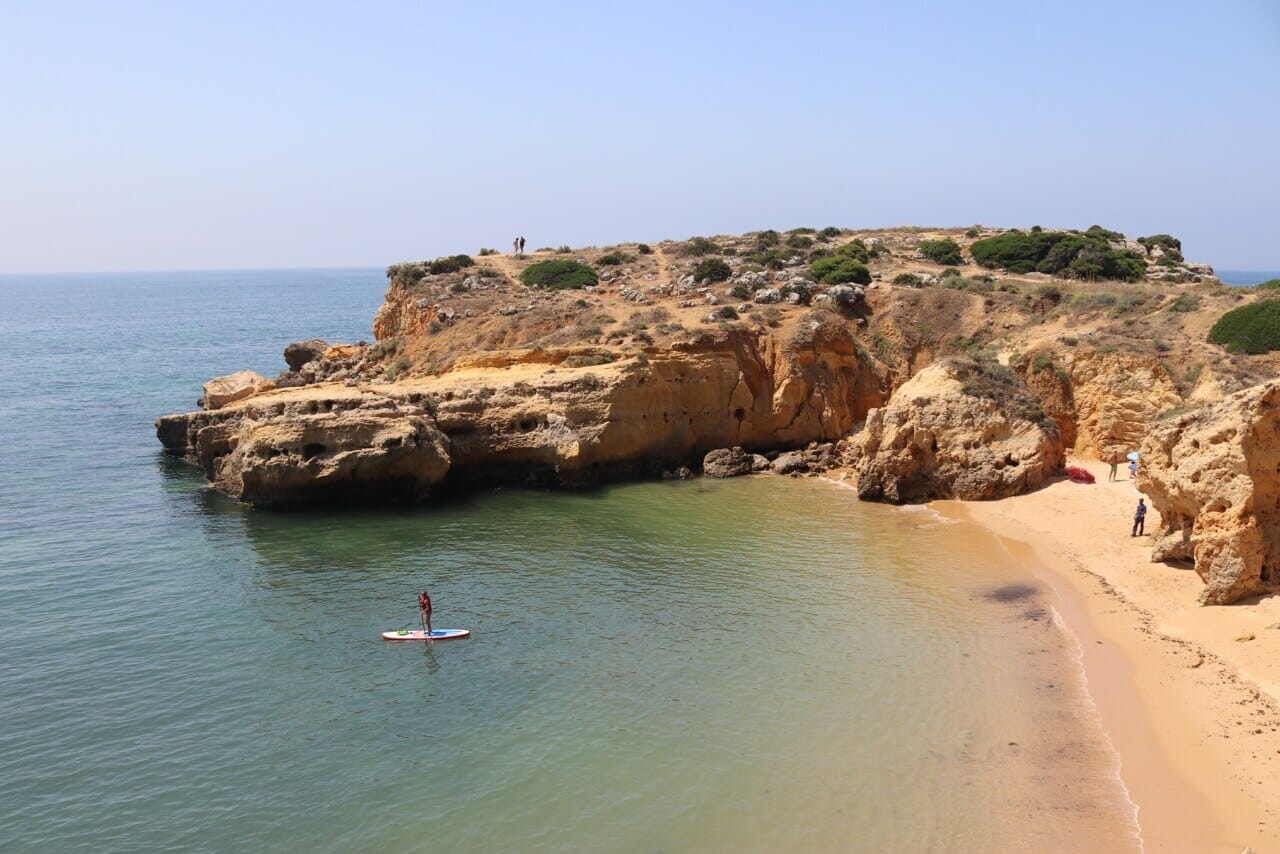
[939,457,1280,853]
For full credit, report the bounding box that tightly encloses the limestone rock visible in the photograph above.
[220,409,449,508]
[1140,381,1280,605]
[284,339,329,371]
[160,324,892,507]
[202,371,274,410]
[854,359,1064,503]
[703,447,754,478]
[1070,352,1181,457]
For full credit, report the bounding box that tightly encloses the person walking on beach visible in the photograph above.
[418,589,433,636]
[1128,459,1138,480]
[1132,499,1147,537]
[518,235,526,254]
[1107,450,1120,482]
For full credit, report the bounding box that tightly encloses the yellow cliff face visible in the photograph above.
[156,323,890,507]
[157,226,1280,511]
[1141,381,1280,605]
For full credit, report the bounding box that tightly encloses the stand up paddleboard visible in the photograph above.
[382,628,471,641]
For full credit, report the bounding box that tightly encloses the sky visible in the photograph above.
[2,0,1278,273]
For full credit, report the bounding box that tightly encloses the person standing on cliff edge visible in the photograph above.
[1107,449,1120,482]
[1132,499,1147,537]
[418,589,433,635]
[518,236,526,254]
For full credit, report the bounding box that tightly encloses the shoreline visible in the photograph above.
[933,457,1280,853]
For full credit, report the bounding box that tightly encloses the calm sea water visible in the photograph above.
[1217,269,1280,286]
[0,270,1136,852]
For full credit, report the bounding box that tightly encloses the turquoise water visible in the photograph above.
[0,271,1134,851]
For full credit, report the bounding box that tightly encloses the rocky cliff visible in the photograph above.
[1140,382,1280,605]
[158,226,1280,550]
[852,358,1065,503]
[158,322,890,507]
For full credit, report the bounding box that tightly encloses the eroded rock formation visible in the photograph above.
[1069,352,1180,458]
[158,323,891,507]
[1140,382,1280,605]
[853,358,1065,503]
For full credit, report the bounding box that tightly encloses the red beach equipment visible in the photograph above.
[1065,466,1095,484]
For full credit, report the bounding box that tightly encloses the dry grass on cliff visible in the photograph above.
[373,227,1279,399]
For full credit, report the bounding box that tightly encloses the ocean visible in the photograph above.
[1216,270,1280,286]
[0,270,1137,852]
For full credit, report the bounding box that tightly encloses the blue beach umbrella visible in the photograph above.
[1126,451,1140,461]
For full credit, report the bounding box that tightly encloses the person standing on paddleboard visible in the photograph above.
[418,590,433,636]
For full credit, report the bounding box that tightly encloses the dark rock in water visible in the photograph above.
[772,451,807,475]
[284,338,328,371]
[703,447,753,478]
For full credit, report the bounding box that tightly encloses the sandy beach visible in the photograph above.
[938,457,1280,853]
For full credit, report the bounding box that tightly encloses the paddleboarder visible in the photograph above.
[418,589,433,636]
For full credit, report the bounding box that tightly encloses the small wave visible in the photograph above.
[1048,604,1144,850]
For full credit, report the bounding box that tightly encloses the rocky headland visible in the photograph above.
[158,225,1280,605]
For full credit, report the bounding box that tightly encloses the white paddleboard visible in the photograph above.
[382,628,471,641]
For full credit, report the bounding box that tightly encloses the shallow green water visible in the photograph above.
[0,272,1135,852]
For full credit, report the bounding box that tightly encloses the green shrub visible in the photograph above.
[716,306,740,320]
[636,243,652,255]
[1137,234,1184,260]
[1085,225,1124,242]
[812,256,871,285]
[819,226,842,239]
[971,230,1145,281]
[942,275,995,294]
[965,226,981,238]
[786,234,814,250]
[1030,352,1054,373]
[598,251,631,266]
[428,254,473,275]
[384,355,411,381]
[478,247,497,256]
[747,248,793,269]
[521,260,599,290]
[1208,301,1280,353]
[892,272,926,287]
[919,238,963,265]
[1168,293,1199,312]
[754,229,780,248]
[693,258,732,282]
[556,245,572,253]
[1255,279,1280,290]
[787,226,816,234]
[682,236,721,256]
[448,281,468,293]
[835,240,870,264]
[731,283,750,299]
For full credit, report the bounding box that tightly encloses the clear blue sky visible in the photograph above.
[2,0,1277,273]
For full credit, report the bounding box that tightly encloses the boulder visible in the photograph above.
[754,288,783,304]
[703,446,754,478]
[284,338,328,371]
[201,370,273,410]
[1140,381,1280,605]
[772,451,807,475]
[854,359,1064,503]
